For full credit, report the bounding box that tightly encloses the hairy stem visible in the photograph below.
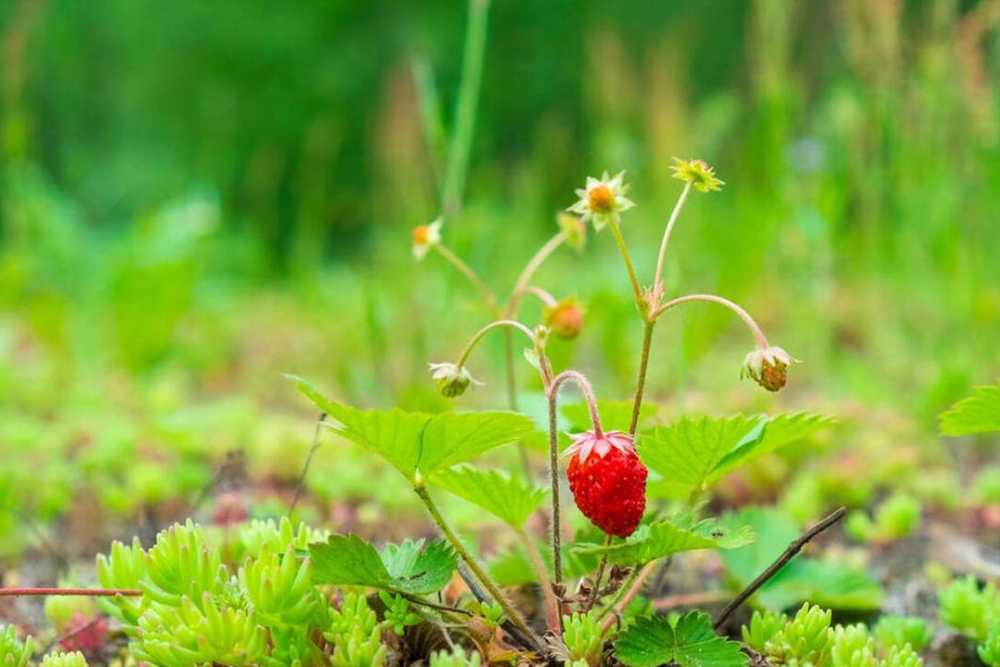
[546,388,564,590]
[414,485,542,647]
[433,244,499,313]
[629,321,656,435]
[652,182,692,298]
[653,293,769,349]
[548,370,604,437]
[713,507,847,630]
[608,219,642,302]
[442,0,490,216]
[516,527,561,634]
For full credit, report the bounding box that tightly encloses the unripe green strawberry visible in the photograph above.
[565,430,647,538]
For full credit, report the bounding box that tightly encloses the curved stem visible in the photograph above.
[414,485,542,648]
[517,285,558,309]
[455,319,537,368]
[516,527,561,635]
[652,294,769,349]
[652,182,693,299]
[433,244,500,314]
[608,219,643,302]
[510,231,567,303]
[629,321,656,435]
[548,370,603,437]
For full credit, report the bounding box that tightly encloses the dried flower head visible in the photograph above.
[412,218,443,260]
[428,362,479,397]
[568,171,635,231]
[741,346,797,392]
[543,297,584,339]
[669,158,724,193]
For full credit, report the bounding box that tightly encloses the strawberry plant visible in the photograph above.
[284,163,843,661]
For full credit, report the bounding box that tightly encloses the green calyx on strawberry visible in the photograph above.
[565,429,647,538]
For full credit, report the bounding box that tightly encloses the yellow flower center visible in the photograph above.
[412,225,430,244]
[588,184,615,214]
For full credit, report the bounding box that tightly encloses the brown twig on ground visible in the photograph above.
[712,507,847,631]
[289,411,327,513]
[0,588,141,597]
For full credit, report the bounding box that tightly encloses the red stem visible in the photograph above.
[0,588,141,597]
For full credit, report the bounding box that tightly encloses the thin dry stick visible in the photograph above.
[0,588,141,597]
[713,506,847,630]
[289,412,327,514]
[653,590,729,610]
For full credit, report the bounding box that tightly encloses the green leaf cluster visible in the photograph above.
[290,375,535,483]
[742,605,927,667]
[574,517,753,565]
[309,535,456,595]
[38,654,87,667]
[0,626,34,667]
[429,647,482,667]
[615,611,747,667]
[845,494,921,544]
[563,612,605,667]
[871,617,932,653]
[638,413,834,494]
[939,576,1000,666]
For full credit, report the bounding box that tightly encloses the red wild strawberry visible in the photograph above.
[565,430,647,538]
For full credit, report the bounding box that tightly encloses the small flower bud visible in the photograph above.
[669,158,724,193]
[741,346,797,392]
[428,362,478,398]
[557,212,587,253]
[543,298,584,339]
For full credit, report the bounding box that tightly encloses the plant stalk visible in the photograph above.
[608,220,642,302]
[652,182,692,298]
[442,0,490,216]
[414,485,541,647]
[653,293,769,349]
[516,527,561,634]
[629,321,656,435]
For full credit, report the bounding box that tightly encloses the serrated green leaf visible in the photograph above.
[939,381,1000,436]
[382,540,457,594]
[418,412,536,474]
[639,413,834,492]
[289,375,534,482]
[720,508,882,611]
[310,534,392,589]
[615,611,748,667]
[638,415,760,489]
[573,518,754,565]
[429,465,546,527]
[310,535,456,594]
[562,400,659,433]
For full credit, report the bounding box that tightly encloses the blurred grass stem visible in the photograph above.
[442,0,490,216]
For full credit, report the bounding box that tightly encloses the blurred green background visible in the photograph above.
[0,0,998,554]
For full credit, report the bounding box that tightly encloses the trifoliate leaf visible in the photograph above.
[311,535,456,595]
[939,380,1000,436]
[638,413,834,492]
[429,465,547,527]
[615,611,748,667]
[289,375,534,482]
[562,400,659,434]
[573,518,754,565]
[720,508,882,611]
